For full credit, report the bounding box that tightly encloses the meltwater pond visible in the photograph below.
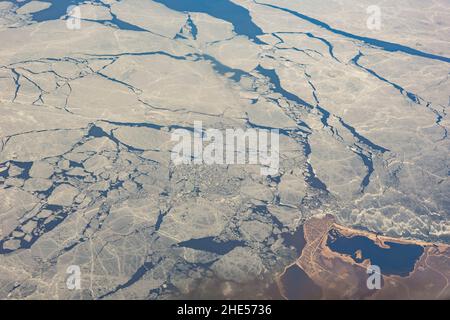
[327,229,424,277]
[281,264,322,300]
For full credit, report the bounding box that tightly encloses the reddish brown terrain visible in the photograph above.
[278,215,450,300]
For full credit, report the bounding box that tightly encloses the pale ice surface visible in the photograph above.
[0,0,449,299]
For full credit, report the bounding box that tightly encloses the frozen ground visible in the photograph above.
[0,0,449,299]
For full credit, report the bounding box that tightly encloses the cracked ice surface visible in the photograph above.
[0,0,449,299]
